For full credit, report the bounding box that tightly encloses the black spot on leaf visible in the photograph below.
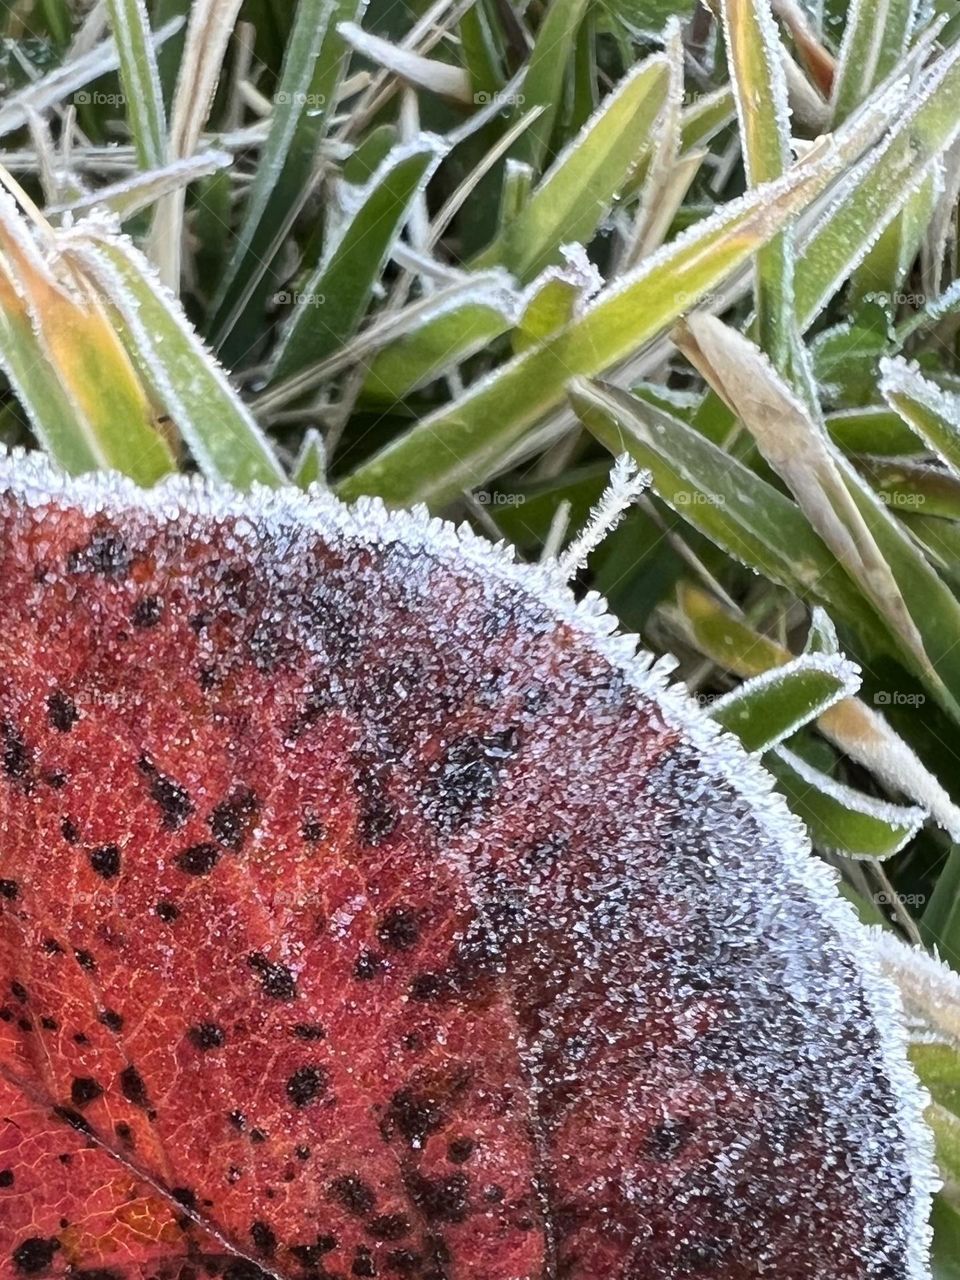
[250,1222,276,1257]
[385,1088,445,1148]
[292,1023,326,1041]
[406,1172,470,1223]
[377,906,420,952]
[139,757,194,830]
[2,722,29,779]
[189,1023,226,1051]
[132,595,164,627]
[46,691,78,732]
[98,1009,124,1032]
[300,815,326,843]
[331,1174,376,1217]
[89,845,121,880]
[70,1077,103,1108]
[209,789,259,850]
[410,972,449,1002]
[367,1215,411,1241]
[354,764,398,846]
[424,730,519,832]
[177,843,220,876]
[647,1118,693,1160]
[54,1106,92,1135]
[222,1263,270,1280]
[447,1137,475,1164]
[286,1065,327,1108]
[67,529,130,576]
[119,1065,150,1109]
[11,1237,60,1275]
[352,1246,376,1277]
[248,954,297,1000]
[384,1250,420,1275]
[354,949,384,981]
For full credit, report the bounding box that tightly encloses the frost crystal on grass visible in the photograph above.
[555,454,649,581]
[0,451,936,1280]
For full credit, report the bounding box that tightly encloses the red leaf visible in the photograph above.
[0,456,934,1279]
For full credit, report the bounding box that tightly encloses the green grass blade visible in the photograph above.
[848,161,939,309]
[720,0,794,372]
[0,316,98,474]
[63,230,284,489]
[826,406,922,456]
[572,380,882,633]
[921,848,960,960]
[857,458,960,520]
[913,1040,960,1117]
[210,0,365,360]
[339,147,853,508]
[796,40,960,329]
[672,581,791,677]
[475,53,671,281]
[767,745,925,859]
[361,291,518,404]
[459,0,503,101]
[270,138,443,384]
[105,0,168,170]
[881,355,960,478]
[674,582,960,841]
[710,655,860,753]
[515,0,591,171]
[50,152,230,221]
[830,0,917,124]
[293,428,327,488]
[0,17,182,141]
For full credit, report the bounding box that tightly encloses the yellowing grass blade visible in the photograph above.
[0,187,174,483]
[61,225,284,490]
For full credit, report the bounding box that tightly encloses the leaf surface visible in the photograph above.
[0,454,934,1280]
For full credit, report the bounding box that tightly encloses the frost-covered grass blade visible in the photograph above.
[104,0,167,171]
[61,228,284,488]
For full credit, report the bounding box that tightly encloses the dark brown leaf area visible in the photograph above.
[0,485,918,1279]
